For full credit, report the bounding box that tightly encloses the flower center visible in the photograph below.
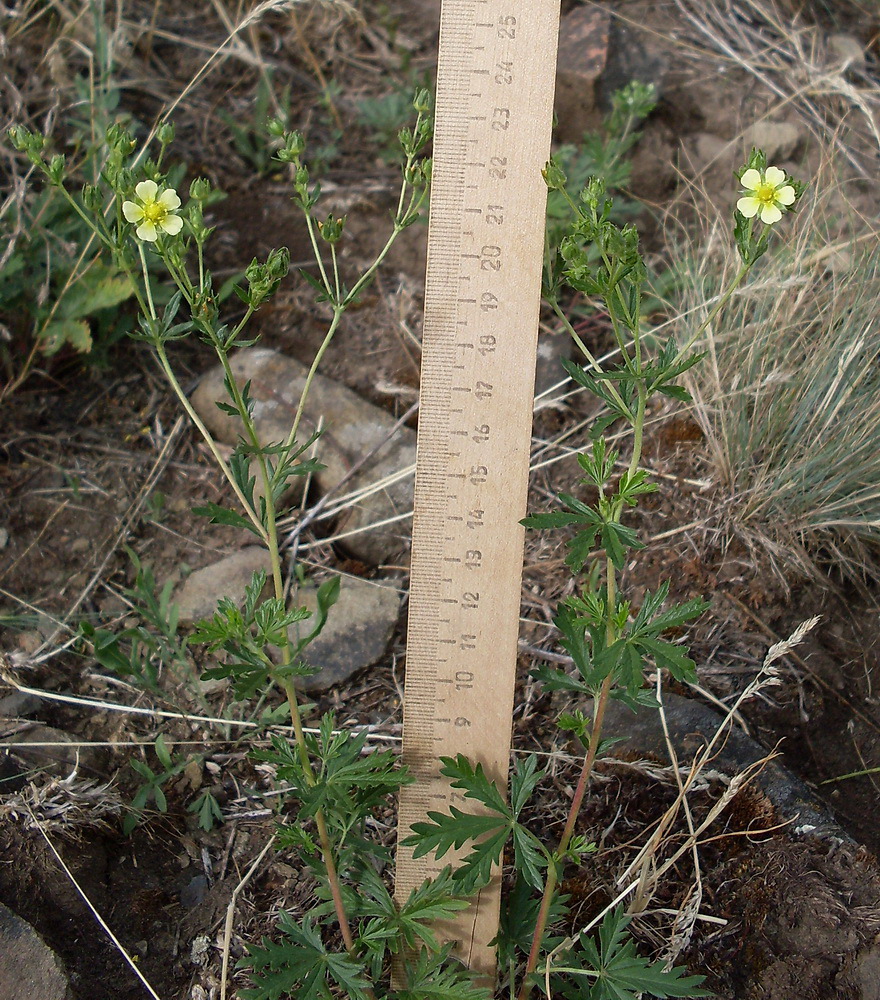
[143,201,166,223]
[754,182,778,207]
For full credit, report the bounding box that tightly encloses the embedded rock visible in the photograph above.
[595,692,847,841]
[290,576,401,694]
[191,349,416,566]
[743,120,805,164]
[175,546,271,623]
[0,903,73,1000]
[554,7,611,143]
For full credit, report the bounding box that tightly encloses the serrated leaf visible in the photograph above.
[40,318,92,355]
[562,906,710,999]
[192,501,261,536]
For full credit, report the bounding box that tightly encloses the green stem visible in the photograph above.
[154,342,267,542]
[652,262,750,391]
[547,298,632,420]
[518,381,648,1000]
[284,307,342,452]
[138,243,157,320]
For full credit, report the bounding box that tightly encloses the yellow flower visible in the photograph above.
[123,180,183,242]
[736,165,796,225]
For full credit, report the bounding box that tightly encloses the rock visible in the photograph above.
[827,33,865,71]
[595,692,848,841]
[554,7,611,143]
[533,329,573,403]
[175,546,271,623]
[191,349,417,566]
[858,946,880,1000]
[291,576,401,693]
[684,132,736,177]
[600,18,668,111]
[0,687,41,719]
[0,724,105,785]
[0,903,73,1000]
[743,120,805,164]
[0,526,8,550]
[628,124,677,200]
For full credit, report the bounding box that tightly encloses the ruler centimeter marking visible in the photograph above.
[395,0,561,978]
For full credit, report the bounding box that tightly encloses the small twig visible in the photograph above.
[220,834,277,1000]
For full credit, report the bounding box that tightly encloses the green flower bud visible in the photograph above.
[47,154,66,184]
[156,121,175,146]
[412,88,432,114]
[542,159,567,192]
[318,214,345,244]
[81,184,103,213]
[189,177,212,201]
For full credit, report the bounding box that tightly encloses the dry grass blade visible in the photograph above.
[678,157,880,585]
[675,0,880,175]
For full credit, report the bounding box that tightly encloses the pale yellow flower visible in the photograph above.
[736,165,796,225]
[123,180,183,242]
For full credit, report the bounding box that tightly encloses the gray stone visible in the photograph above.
[554,7,611,143]
[596,692,849,842]
[0,903,72,1000]
[0,724,104,783]
[191,349,416,566]
[176,546,271,623]
[685,132,736,177]
[533,329,573,403]
[290,576,401,694]
[858,946,880,1000]
[0,688,41,719]
[600,19,668,111]
[743,121,805,164]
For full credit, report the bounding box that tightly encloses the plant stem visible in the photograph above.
[154,343,268,541]
[518,671,615,1000]
[519,380,648,1000]
[654,262,750,389]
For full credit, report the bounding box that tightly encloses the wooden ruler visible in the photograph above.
[395,0,561,978]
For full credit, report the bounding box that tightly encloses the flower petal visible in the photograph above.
[136,220,159,241]
[160,214,183,236]
[776,185,796,206]
[158,188,181,211]
[135,179,159,202]
[764,165,786,187]
[737,196,760,218]
[122,200,144,223]
[759,204,782,225]
[740,168,762,191]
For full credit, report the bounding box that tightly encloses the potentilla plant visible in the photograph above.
[10,100,801,998]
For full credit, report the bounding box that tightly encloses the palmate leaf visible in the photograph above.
[561,907,709,1000]
[405,806,509,892]
[391,944,492,1000]
[239,913,372,1000]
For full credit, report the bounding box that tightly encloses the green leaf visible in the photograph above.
[392,944,492,1000]
[561,906,710,999]
[40,318,92,355]
[192,501,261,536]
[240,913,372,1000]
[440,754,509,816]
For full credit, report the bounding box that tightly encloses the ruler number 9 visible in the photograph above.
[497,16,516,39]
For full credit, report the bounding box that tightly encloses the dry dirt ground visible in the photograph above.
[2,1,880,999]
